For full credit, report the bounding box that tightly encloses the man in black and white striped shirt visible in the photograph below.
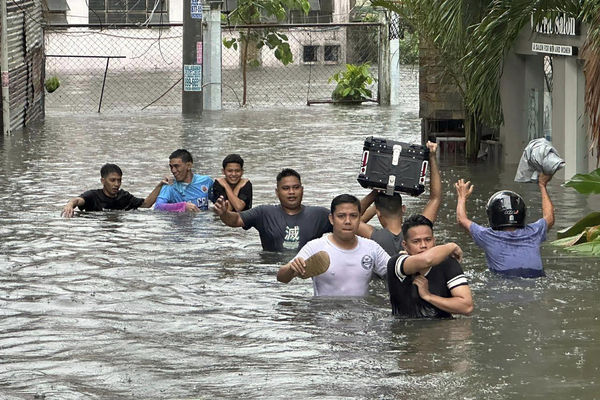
[387,214,473,318]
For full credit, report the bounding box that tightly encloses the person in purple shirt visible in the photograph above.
[154,149,214,212]
[455,173,555,278]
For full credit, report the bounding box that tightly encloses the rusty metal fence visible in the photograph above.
[44,23,417,113]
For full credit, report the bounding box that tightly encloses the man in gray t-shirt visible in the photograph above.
[214,168,332,252]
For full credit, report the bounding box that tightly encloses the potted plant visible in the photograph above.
[329,63,375,103]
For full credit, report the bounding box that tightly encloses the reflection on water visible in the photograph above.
[1,105,599,399]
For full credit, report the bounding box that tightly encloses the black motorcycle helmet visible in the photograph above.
[486,190,526,230]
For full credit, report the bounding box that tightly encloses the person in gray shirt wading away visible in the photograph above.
[358,141,441,256]
[213,168,332,252]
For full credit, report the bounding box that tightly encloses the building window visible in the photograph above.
[324,45,339,62]
[44,0,70,25]
[303,45,319,63]
[88,0,169,25]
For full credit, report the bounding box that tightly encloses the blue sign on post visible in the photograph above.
[191,0,203,19]
[184,65,203,91]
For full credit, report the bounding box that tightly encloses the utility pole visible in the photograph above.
[182,0,204,114]
[1,0,12,135]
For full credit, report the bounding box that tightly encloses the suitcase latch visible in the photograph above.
[386,175,396,195]
[392,144,402,166]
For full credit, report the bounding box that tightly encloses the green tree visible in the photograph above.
[373,0,493,160]
[374,1,600,161]
[223,0,310,105]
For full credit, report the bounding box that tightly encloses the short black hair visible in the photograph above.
[330,194,361,215]
[169,149,193,163]
[276,168,301,184]
[100,163,122,178]
[222,153,244,169]
[374,192,403,216]
[402,214,433,238]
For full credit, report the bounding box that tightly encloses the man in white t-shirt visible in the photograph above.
[277,194,390,296]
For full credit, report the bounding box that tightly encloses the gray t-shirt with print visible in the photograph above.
[240,204,332,252]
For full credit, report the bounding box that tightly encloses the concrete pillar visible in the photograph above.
[552,56,587,180]
[499,52,527,164]
[378,13,390,105]
[203,2,222,111]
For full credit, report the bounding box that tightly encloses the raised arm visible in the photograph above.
[360,190,377,218]
[422,141,441,222]
[141,177,170,208]
[356,190,378,238]
[61,197,85,218]
[401,242,462,275]
[455,179,474,232]
[213,196,244,227]
[538,173,555,229]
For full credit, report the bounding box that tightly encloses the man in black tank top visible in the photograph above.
[357,141,441,256]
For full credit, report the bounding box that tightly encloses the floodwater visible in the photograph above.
[1,105,599,400]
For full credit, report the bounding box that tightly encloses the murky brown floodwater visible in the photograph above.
[1,105,599,400]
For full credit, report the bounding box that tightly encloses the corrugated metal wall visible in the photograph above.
[1,0,45,132]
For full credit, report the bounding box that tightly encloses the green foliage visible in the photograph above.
[398,31,419,65]
[564,168,600,194]
[223,0,309,104]
[329,63,375,102]
[223,0,309,64]
[552,168,600,255]
[556,212,600,239]
[44,76,60,93]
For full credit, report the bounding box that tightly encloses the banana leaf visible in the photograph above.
[556,212,600,239]
[564,168,600,194]
[550,231,587,247]
[565,239,600,256]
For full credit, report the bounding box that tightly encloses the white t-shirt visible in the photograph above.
[295,234,390,296]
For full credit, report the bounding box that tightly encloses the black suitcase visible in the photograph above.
[357,136,429,196]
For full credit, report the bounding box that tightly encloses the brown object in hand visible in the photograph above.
[301,251,330,279]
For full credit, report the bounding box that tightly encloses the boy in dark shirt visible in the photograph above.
[210,154,252,211]
[61,163,168,217]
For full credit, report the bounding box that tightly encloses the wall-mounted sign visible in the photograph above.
[184,64,202,91]
[531,13,579,36]
[532,42,578,56]
[197,42,203,64]
[191,0,203,19]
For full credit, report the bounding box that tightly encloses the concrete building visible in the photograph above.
[420,13,592,179]
[501,14,589,180]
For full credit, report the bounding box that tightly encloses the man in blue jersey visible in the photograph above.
[155,149,214,212]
